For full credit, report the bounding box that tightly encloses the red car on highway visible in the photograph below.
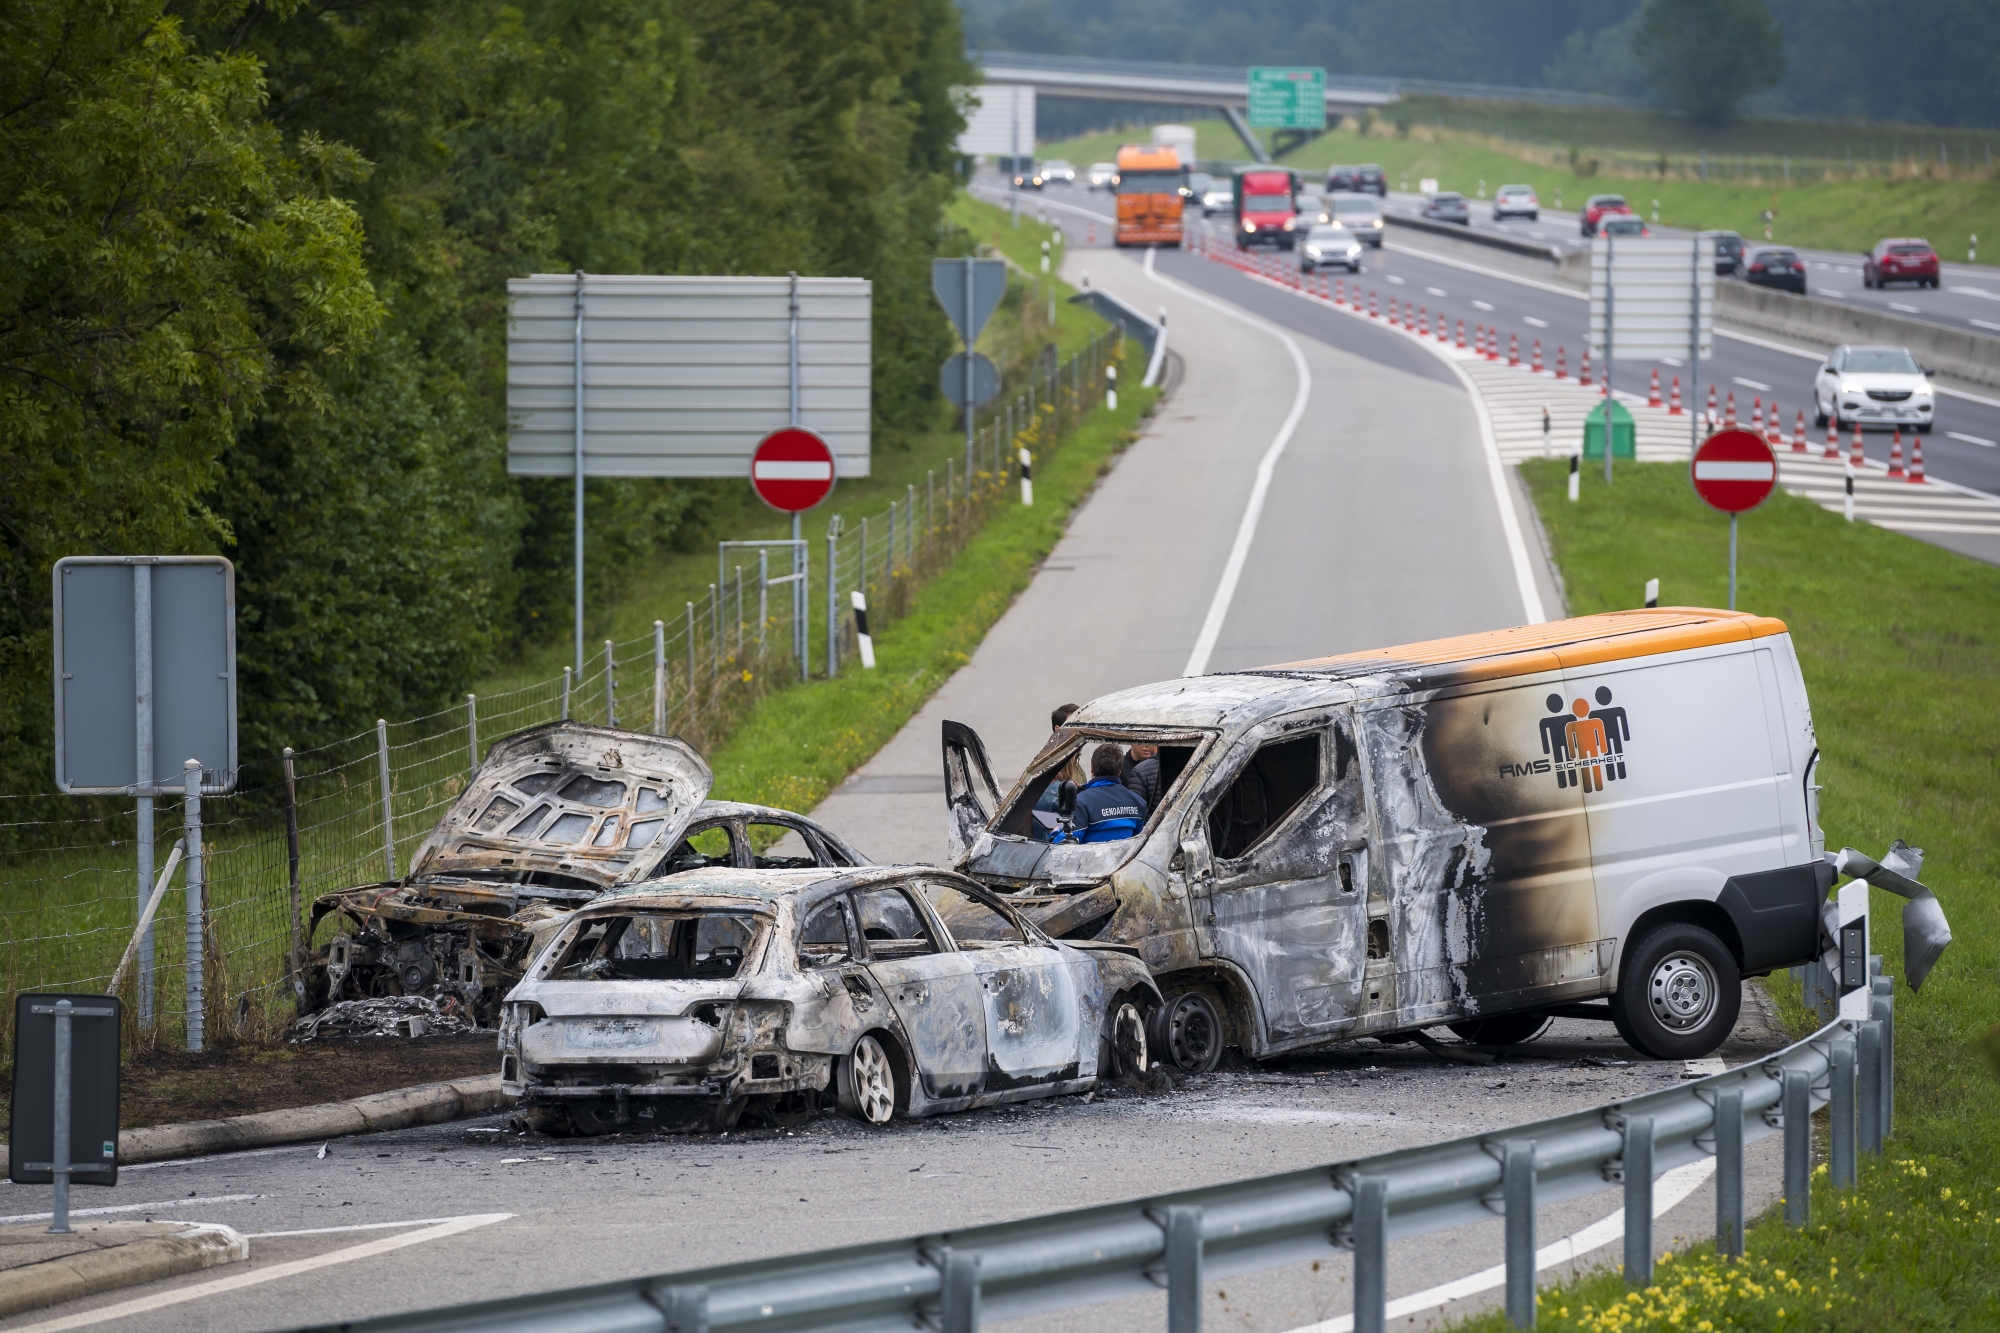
[1863,238,1940,289]
[1579,194,1633,237]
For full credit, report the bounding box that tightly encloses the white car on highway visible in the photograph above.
[1201,186,1234,216]
[1086,162,1116,190]
[1300,224,1364,273]
[1813,344,1936,433]
[1492,184,1538,221]
[1329,192,1385,247]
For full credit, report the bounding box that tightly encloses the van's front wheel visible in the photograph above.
[1611,924,1740,1060]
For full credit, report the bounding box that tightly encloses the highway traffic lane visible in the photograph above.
[813,237,1306,864]
[0,1014,1789,1333]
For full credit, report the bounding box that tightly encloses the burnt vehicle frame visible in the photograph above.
[300,722,866,1025]
[498,865,1160,1135]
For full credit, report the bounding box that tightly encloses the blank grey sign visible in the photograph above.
[54,557,236,793]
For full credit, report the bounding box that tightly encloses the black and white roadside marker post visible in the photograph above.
[1019,448,1034,506]
[1105,364,1117,411]
[1844,463,1856,523]
[1644,578,1659,608]
[851,590,875,669]
[1568,453,1580,502]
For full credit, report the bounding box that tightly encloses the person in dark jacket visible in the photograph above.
[1036,703,1085,813]
[1060,744,1148,843]
[1121,742,1161,810]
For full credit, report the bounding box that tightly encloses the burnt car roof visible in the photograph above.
[406,721,713,890]
[586,863,921,909]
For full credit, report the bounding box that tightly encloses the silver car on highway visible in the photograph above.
[1329,192,1384,247]
[1300,224,1364,273]
[500,865,1159,1134]
[1813,344,1936,433]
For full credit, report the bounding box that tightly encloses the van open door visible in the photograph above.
[941,720,1001,865]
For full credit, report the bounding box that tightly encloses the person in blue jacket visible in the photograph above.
[1056,744,1149,843]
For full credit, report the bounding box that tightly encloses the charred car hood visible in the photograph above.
[407,722,712,891]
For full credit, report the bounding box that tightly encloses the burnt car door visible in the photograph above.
[1187,712,1374,1048]
[854,883,988,1101]
[942,720,1003,863]
[921,879,1084,1087]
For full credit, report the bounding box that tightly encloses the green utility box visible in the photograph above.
[1581,399,1636,459]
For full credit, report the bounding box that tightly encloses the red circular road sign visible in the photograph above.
[1690,428,1778,514]
[750,427,836,513]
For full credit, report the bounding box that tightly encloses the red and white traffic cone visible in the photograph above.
[1556,344,1567,378]
[1648,369,1662,408]
[1387,299,1399,327]
[1369,290,1379,318]
[1335,278,1345,306]
[1850,420,1865,467]
[1707,383,1719,422]
[1488,327,1501,361]
[1406,300,1417,328]
[1474,323,1485,356]
[1751,397,1763,433]
[1888,428,1906,477]
[1793,409,1806,452]
[1533,338,1544,372]
[1509,332,1520,366]
[1669,375,1683,414]
[1725,391,1736,427]
[1823,418,1840,459]
[1910,432,1926,482]
[1437,312,1448,342]
[1580,349,1593,385]
[1419,304,1428,333]
[1457,319,1467,349]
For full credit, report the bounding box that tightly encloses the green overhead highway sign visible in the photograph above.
[1247,66,1326,130]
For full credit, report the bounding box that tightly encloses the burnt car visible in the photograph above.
[301,722,866,1024]
[499,866,1159,1134]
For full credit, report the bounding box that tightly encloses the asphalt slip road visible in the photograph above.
[0,185,1798,1333]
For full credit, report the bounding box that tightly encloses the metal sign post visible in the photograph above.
[10,994,123,1232]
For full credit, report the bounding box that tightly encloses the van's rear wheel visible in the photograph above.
[1610,923,1740,1060]
[1446,1011,1552,1045]
[1149,991,1223,1073]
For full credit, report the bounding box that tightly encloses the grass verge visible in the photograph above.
[1443,460,1998,1331]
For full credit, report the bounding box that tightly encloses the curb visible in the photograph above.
[0,1222,246,1319]
[0,1073,505,1174]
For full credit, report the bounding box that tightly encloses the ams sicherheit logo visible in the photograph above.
[1496,687,1632,791]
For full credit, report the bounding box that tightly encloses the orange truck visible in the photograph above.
[1113,143,1186,247]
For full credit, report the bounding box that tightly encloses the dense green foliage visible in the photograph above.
[1633,0,1783,125]
[1,0,972,799]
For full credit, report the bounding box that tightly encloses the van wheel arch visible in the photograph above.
[1151,964,1257,1054]
[1621,900,1745,980]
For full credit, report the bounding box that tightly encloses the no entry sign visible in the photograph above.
[1690,429,1777,513]
[750,428,836,513]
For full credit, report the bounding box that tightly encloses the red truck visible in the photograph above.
[1233,167,1300,250]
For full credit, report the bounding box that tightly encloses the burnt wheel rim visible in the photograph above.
[1647,952,1718,1033]
[851,1036,895,1125]
[1166,995,1219,1069]
[1112,1002,1148,1075]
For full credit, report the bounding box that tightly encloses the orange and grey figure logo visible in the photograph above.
[1539,688,1632,790]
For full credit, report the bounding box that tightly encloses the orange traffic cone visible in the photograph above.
[1823,417,1840,459]
[1910,432,1926,483]
[1669,375,1682,414]
[1648,368,1662,408]
[1533,338,1544,372]
[1580,349,1592,385]
[1888,429,1906,477]
[1850,420,1865,468]
[1725,391,1736,427]
[1509,333,1520,366]
[1556,344,1566,378]
[1792,409,1806,452]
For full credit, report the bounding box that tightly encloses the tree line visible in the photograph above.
[1,0,971,802]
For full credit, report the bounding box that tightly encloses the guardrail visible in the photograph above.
[1384,210,1564,264]
[313,968,1895,1333]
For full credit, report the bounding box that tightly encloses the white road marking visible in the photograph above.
[245,1215,505,1239]
[1523,316,1549,328]
[1659,356,1684,366]
[0,1195,259,1225]
[1820,289,1845,298]
[1472,299,1495,311]
[1948,285,1998,300]
[1140,248,1314,677]
[1947,431,1996,446]
[1889,302,1920,313]
[1283,1160,1716,1333]
[1387,275,1406,285]
[1732,376,1771,391]
[5,1213,515,1333]
[1972,318,2000,331]
[1425,286,1447,296]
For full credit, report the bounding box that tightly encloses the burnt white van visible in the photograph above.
[942,610,1828,1068]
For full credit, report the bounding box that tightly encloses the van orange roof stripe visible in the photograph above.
[1263,608,1788,675]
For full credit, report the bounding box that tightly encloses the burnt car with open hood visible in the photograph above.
[498,865,1159,1134]
[940,611,1932,1071]
[301,722,865,1024]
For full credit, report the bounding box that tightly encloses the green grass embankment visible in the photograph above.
[1445,461,1999,1332]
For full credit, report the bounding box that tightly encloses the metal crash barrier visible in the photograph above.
[306,964,1896,1333]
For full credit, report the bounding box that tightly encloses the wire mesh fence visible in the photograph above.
[0,326,1126,1063]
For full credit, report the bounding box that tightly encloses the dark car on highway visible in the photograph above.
[1863,238,1940,289]
[1422,191,1471,224]
[1326,165,1360,192]
[1601,216,1650,238]
[1354,164,1386,196]
[1580,194,1632,237]
[1713,232,1746,275]
[1744,246,1806,295]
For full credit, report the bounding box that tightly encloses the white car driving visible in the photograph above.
[1813,345,1935,433]
[1086,162,1116,190]
[1300,223,1364,273]
[1329,192,1385,247]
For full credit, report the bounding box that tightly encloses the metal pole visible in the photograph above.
[1010,86,1020,227]
[825,520,840,678]
[1872,978,1895,1137]
[573,270,587,678]
[1622,1113,1653,1286]
[1164,1205,1202,1333]
[284,747,302,1012]
[1503,1140,1536,1327]
[603,639,617,727]
[1728,513,1739,610]
[466,694,478,775]
[685,602,696,723]
[1603,232,1615,485]
[375,720,395,880]
[132,562,157,1028]
[1782,1067,1811,1226]
[652,621,667,734]
[182,758,204,1052]
[1690,237,1703,456]
[1830,1034,1857,1188]
[1352,1177,1387,1333]
[1714,1088,1744,1260]
[1858,1020,1883,1154]
[964,258,976,470]
[940,1249,979,1333]
[906,484,916,568]
[561,666,572,721]
[758,549,768,658]
[788,272,801,427]
[47,999,73,1234]
[795,516,808,680]
[734,566,744,660]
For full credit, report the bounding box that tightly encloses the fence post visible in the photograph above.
[1830,1033,1857,1188]
[684,602,696,729]
[466,693,479,775]
[1782,1067,1811,1226]
[1622,1114,1654,1286]
[757,550,769,659]
[1857,1021,1883,1154]
[734,565,744,661]
[182,758,204,1053]
[1871,975,1894,1137]
[1714,1088,1744,1260]
[603,639,617,727]
[906,484,916,569]
[709,584,720,688]
[1164,1205,1202,1333]
[376,718,396,880]
[283,747,303,1013]
[652,620,667,735]
[888,500,898,577]
[1502,1140,1536,1327]
[1352,1176,1387,1333]
[825,518,841,679]
[938,1249,979,1333]
[562,666,572,721]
